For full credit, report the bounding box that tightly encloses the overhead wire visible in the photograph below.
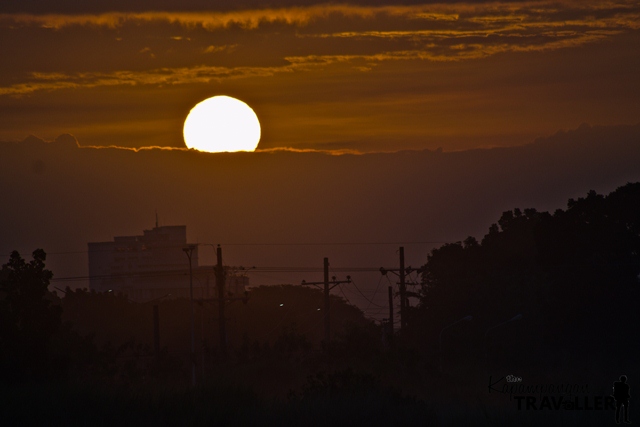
[328,265,354,306]
[4,239,445,258]
[384,273,400,323]
[362,275,385,312]
[212,241,446,247]
[259,308,294,341]
[350,278,385,309]
[49,266,383,283]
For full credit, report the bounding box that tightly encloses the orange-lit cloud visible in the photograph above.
[0,65,295,96]
[1,1,637,97]
[255,146,362,155]
[0,6,407,30]
[0,24,621,97]
[202,44,237,54]
[2,2,638,32]
[1,1,639,152]
[35,137,362,158]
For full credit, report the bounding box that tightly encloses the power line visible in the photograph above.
[248,267,380,273]
[214,241,446,246]
[51,270,190,283]
[3,243,200,257]
[4,240,445,258]
[384,274,400,320]
[360,276,386,311]
[337,283,354,307]
[49,266,384,282]
[301,257,352,342]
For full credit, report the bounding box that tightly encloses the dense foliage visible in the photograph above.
[413,183,640,372]
[3,184,640,425]
[0,250,62,382]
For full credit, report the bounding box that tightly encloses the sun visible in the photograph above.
[183,96,261,152]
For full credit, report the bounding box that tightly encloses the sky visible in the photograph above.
[1,0,639,152]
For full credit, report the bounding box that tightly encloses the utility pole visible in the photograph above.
[183,245,197,387]
[399,246,406,329]
[153,304,160,357]
[197,246,249,365]
[215,245,227,359]
[323,257,330,342]
[301,257,351,343]
[380,246,417,330]
[388,286,394,337]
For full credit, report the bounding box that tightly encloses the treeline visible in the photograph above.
[409,182,640,376]
[2,183,640,424]
[4,184,640,384]
[1,252,422,425]
[0,251,374,386]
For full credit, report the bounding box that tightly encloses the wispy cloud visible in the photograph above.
[256,146,363,155]
[202,44,237,54]
[0,6,421,30]
[0,64,297,96]
[0,29,626,97]
[2,2,638,31]
[1,1,638,96]
[0,26,614,97]
[78,145,189,152]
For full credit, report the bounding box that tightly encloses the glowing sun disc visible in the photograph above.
[183,96,261,152]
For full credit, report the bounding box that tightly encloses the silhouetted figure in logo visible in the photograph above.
[613,375,631,424]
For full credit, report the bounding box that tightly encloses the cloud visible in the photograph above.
[0,26,624,97]
[138,47,155,58]
[255,146,363,155]
[203,44,237,54]
[0,64,295,96]
[2,1,638,32]
[11,137,360,156]
[17,133,79,148]
[0,6,409,30]
[79,145,189,152]
[54,133,79,148]
[0,1,638,97]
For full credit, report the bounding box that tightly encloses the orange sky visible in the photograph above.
[1,0,639,152]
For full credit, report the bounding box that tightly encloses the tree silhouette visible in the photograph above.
[415,183,640,371]
[0,249,62,382]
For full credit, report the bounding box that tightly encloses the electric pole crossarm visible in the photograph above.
[301,280,350,290]
[329,282,350,291]
[379,267,417,277]
[300,276,351,286]
[379,247,420,330]
[182,245,197,387]
[301,258,354,343]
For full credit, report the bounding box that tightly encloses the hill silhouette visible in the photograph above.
[409,182,640,377]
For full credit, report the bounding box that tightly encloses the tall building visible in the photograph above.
[88,225,246,302]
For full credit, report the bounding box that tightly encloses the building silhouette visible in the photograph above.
[88,225,246,301]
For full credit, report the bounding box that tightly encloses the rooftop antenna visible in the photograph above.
[155,210,159,228]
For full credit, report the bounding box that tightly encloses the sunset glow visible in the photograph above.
[0,1,638,151]
[1,0,640,421]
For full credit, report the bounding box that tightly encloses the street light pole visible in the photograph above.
[215,245,227,359]
[439,315,473,371]
[149,293,172,358]
[484,314,522,366]
[183,245,197,387]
